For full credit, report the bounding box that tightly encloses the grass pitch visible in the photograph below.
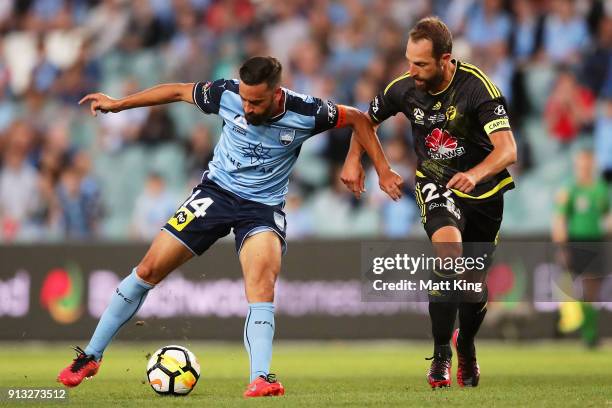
[0,341,610,407]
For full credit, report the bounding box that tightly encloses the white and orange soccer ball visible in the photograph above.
[146,345,200,395]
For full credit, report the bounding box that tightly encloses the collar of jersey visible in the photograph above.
[428,59,458,96]
[265,89,288,124]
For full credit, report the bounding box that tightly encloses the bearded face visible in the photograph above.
[406,38,449,93]
[239,83,283,126]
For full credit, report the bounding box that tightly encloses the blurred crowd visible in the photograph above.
[0,0,610,242]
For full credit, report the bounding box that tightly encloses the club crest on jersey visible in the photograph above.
[425,128,465,160]
[279,129,295,146]
[445,105,457,121]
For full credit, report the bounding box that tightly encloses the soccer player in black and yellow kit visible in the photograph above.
[341,17,517,388]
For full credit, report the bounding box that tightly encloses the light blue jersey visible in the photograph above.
[192,79,341,206]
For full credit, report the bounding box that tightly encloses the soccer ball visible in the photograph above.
[146,345,200,395]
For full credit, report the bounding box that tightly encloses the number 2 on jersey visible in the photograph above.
[421,183,454,203]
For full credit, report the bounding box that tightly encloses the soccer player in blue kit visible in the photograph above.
[57,56,404,397]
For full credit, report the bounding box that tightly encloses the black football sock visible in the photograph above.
[429,301,458,346]
[457,300,487,353]
[432,343,452,359]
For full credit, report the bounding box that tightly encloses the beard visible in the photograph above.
[414,69,444,92]
[245,103,277,126]
[244,112,266,126]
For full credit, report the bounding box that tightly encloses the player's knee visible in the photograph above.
[247,257,280,280]
[244,267,278,300]
[135,263,161,285]
[246,271,277,290]
[245,281,275,302]
[433,241,463,260]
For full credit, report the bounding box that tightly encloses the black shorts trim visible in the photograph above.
[237,226,288,255]
[161,227,198,256]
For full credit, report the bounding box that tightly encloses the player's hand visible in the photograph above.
[446,171,477,194]
[78,93,120,116]
[378,168,404,201]
[341,158,366,199]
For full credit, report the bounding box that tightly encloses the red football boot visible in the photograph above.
[426,344,452,389]
[243,374,285,397]
[57,346,101,387]
[453,329,480,387]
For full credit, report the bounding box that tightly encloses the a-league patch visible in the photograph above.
[327,101,338,125]
[201,81,212,105]
[167,206,195,232]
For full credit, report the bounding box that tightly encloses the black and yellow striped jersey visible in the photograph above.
[368,60,515,200]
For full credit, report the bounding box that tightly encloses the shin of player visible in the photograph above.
[240,232,281,383]
[83,232,194,360]
[57,231,193,387]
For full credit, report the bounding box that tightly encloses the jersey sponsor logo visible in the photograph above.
[494,104,506,116]
[168,206,195,231]
[484,118,509,135]
[432,101,442,110]
[413,108,425,124]
[424,128,465,160]
[279,129,295,146]
[428,113,446,124]
[241,142,272,164]
[445,105,457,121]
[274,212,285,231]
[327,101,338,124]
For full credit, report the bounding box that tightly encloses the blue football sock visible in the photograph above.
[244,302,275,382]
[84,268,154,360]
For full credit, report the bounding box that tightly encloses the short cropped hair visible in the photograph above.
[239,56,282,88]
[409,16,453,60]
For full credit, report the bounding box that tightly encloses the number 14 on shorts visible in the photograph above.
[168,190,214,231]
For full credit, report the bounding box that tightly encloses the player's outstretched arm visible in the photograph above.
[78,83,195,116]
[339,106,404,201]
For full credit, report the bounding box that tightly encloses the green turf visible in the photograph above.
[0,341,611,407]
